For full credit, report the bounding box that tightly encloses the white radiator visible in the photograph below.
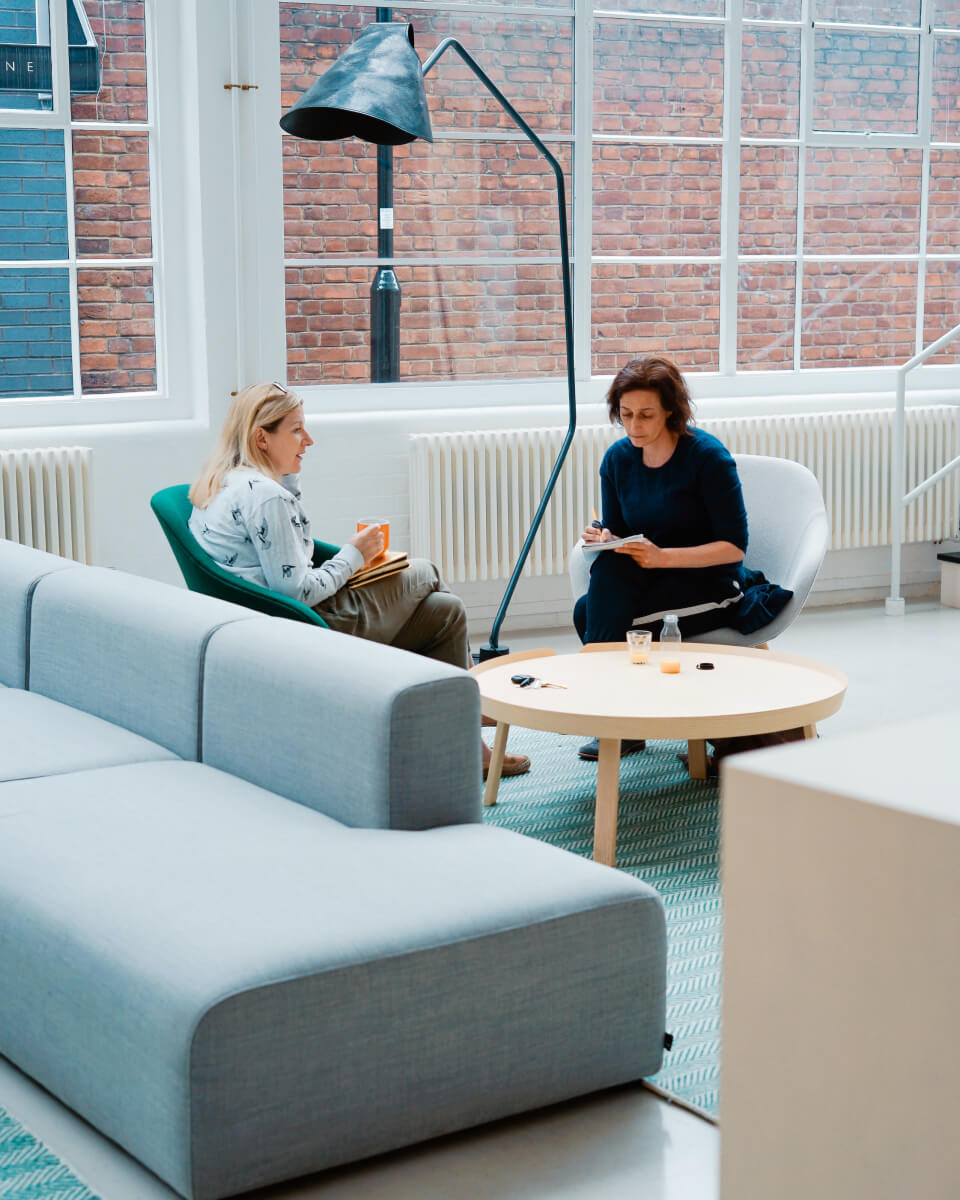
[409,407,960,582]
[0,447,93,563]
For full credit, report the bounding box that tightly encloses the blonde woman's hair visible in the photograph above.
[189,382,303,508]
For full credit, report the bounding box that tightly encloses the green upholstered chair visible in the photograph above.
[150,484,338,628]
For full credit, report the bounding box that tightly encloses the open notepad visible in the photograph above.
[347,550,409,589]
[581,533,647,556]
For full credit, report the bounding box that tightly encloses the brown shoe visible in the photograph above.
[483,752,531,781]
[481,713,497,728]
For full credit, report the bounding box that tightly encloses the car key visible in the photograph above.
[510,674,567,690]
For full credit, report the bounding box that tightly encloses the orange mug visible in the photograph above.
[356,519,389,553]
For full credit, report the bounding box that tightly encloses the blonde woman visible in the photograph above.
[189,382,529,779]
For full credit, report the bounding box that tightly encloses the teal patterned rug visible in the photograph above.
[483,728,721,1121]
[0,1107,100,1199]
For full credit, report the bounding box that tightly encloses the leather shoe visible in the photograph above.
[577,738,646,761]
[483,752,531,780]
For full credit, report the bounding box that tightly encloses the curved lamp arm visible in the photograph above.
[423,39,577,659]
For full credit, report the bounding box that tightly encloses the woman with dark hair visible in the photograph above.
[574,356,751,758]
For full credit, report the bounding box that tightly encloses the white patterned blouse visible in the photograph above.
[188,467,363,607]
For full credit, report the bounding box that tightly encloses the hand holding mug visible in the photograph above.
[350,522,386,565]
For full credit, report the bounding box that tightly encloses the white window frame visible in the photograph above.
[0,0,203,428]
[249,0,960,415]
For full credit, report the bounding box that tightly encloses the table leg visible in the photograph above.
[483,721,510,808]
[688,739,709,780]
[593,738,621,867]
[803,724,818,740]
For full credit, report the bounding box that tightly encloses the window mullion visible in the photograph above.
[793,0,814,372]
[915,0,936,356]
[49,0,70,118]
[574,0,592,382]
[143,0,166,396]
[49,0,81,397]
[719,3,741,376]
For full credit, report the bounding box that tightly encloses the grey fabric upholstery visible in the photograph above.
[0,538,667,1200]
[202,618,482,829]
[0,689,178,781]
[569,453,828,646]
[0,539,80,688]
[0,761,665,1200]
[29,565,255,759]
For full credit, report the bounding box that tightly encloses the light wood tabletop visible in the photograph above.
[471,642,847,867]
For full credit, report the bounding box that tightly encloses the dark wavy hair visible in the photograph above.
[605,356,695,436]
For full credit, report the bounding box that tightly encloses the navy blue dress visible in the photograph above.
[574,427,750,643]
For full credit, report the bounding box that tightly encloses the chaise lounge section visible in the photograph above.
[0,538,667,1200]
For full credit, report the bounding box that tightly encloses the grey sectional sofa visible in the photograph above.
[0,538,667,1200]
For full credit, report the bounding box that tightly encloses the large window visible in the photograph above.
[276,0,960,391]
[0,0,159,403]
[280,3,574,385]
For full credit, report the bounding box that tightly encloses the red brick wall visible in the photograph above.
[742,29,800,137]
[593,145,721,256]
[804,148,922,255]
[281,4,573,383]
[739,261,795,371]
[280,5,959,382]
[72,1,156,394]
[593,20,724,137]
[285,263,565,383]
[801,262,917,368]
[813,31,919,134]
[73,0,148,123]
[933,35,960,143]
[740,147,798,254]
[77,266,156,392]
[924,261,960,365]
[592,264,720,375]
[73,130,151,257]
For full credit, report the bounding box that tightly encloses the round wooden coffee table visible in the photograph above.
[471,643,847,867]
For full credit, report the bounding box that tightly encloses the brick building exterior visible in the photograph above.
[1,2,957,398]
[0,0,155,398]
[280,3,959,386]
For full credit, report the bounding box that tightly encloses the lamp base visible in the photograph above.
[475,644,510,664]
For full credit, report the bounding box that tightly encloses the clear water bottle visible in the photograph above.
[660,614,682,673]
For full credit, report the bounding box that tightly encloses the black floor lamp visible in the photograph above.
[280,20,577,660]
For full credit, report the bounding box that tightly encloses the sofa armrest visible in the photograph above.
[201,618,481,830]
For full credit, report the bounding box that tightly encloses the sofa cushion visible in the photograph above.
[0,689,178,781]
[0,540,80,688]
[202,617,482,829]
[0,760,665,1200]
[28,565,256,759]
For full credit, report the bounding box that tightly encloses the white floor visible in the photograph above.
[3,598,958,1200]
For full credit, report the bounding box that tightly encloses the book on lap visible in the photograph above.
[347,550,409,589]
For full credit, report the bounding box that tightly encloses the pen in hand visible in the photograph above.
[590,507,603,531]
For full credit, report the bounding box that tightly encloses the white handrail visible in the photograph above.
[886,320,960,615]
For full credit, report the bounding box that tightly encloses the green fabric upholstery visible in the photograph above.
[150,485,338,628]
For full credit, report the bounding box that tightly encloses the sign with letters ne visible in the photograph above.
[1,0,99,95]
[0,44,98,93]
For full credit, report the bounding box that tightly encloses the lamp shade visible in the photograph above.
[279,22,433,146]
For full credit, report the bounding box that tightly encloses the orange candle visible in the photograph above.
[659,660,681,674]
